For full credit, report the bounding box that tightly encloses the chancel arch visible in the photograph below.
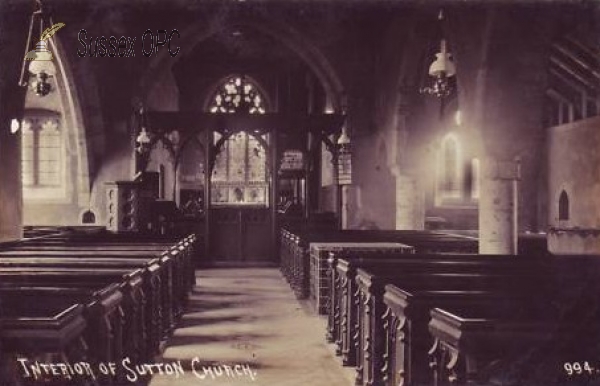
[138,16,345,115]
[20,36,91,225]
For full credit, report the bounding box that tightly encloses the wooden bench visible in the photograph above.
[280,228,477,300]
[326,253,540,359]
[0,302,88,385]
[428,307,556,386]
[426,255,600,386]
[0,285,124,382]
[13,232,198,294]
[330,255,550,386]
[5,234,198,299]
[0,268,160,361]
[309,242,414,314]
[380,285,549,386]
[0,248,181,334]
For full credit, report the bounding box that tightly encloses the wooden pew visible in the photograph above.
[0,248,178,335]
[426,255,600,386]
[428,307,555,386]
[326,253,539,360]
[0,233,197,340]
[309,242,414,314]
[380,286,550,386]
[0,268,160,361]
[280,227,477,300]
[330,255,550,386]
[0,232,197,370]
[10,233,199,299]
[0,302,88,385]
[0,285,124,384]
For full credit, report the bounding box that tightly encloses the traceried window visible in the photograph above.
[209,76,266,114]
[21,111,63,188]
[209,76,269,206]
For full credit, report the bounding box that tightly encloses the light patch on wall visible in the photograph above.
[454,110,462,126]
[439,132,461,199]
[10,119,21,134]
[471,158,480,200]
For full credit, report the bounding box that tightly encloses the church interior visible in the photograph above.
[0,0,599,385]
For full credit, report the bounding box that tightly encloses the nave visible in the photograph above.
[1,2,600,386]
[150,268,354,386]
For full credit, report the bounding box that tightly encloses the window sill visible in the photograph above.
[23,186,69,203]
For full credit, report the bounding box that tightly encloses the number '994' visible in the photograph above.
[564,362,598,376]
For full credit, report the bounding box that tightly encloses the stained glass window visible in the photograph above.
[209,76,269,205]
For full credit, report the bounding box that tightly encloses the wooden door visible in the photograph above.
[209,207,272,262]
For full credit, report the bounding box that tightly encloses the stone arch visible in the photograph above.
[136,14,345,113]
[48,35,92,205]
[21,34,98,225]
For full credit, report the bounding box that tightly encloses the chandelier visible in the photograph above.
[19,0,65,97]
[420,10,456,98]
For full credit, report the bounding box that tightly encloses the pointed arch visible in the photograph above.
[203,74,273,113]
[558,190,570,221]
[21,35,93,225]
[48,35,91,204]
[137,15,344,113]
[207,75,269,206]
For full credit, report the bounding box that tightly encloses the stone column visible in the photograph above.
[392,169,425,230]
[0,5,28,242]
[0,121,23,242]
[479,157,520,254]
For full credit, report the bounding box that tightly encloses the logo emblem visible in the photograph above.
[24,22,65,62]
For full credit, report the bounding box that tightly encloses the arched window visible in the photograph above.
[559,190,570,221]
[209,76,269,205]
[209,76,266,114]
[439,133,461,198]
[21,110,63,188]
[81,210,96,224]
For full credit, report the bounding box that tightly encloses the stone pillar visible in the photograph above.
[393,170,425,230]
[479,158,520,254]
[0,120,23,242]
[0,5,29,242]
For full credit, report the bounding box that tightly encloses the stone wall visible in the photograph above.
[548,116,600,254]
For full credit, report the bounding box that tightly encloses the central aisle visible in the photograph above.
[149,268,354,386]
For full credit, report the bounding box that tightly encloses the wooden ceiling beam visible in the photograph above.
[554,43,600,82]
[550,56,599,91]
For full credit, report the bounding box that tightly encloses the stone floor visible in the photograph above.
[149,268,355,386]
